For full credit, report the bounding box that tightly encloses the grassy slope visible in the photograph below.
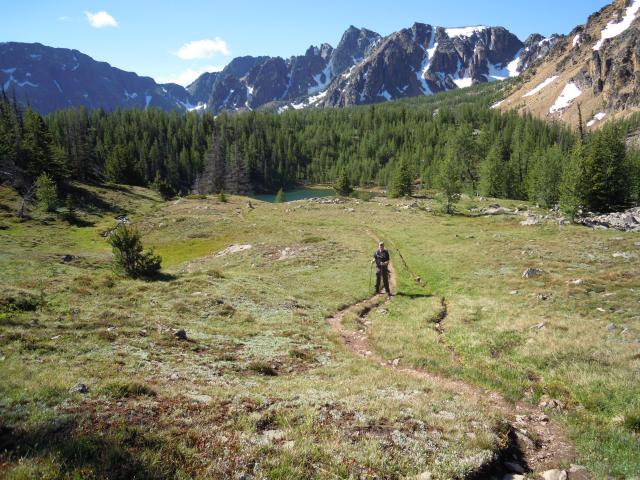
[0,185,503,480]
[0,185,638,478]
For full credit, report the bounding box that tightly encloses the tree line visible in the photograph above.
[1,83,639,214]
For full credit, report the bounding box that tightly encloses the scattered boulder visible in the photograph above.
[415,472,432,480]
[580,207,640,232]
[537,292,551,301]
[540,469,567,480]
[520,215,540,226]
[484,204,514,215]
[60,254,75,263]
[522,267,544,278]
[174,329,188,341]
[215,244,252,257]
[568,465,589,480]
[539,396,565,413]
[391,358,400,367]
[260,429,286,445]
[70,383,89,394]
[607,323,617,331]
[568,279,584,286]
[613,251,635,259]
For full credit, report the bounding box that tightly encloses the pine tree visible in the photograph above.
[218,190,227,203]
[580,124,632,212]
[34,172,58,212]
[64,193,75,222]
[526,145,563,207]
[479,140,507,198]
[389,160,413,198]
[436,139,464,214]
[559,143,586,220]
[275,188,286,203]
[108,224,162,278]
[334,169,353,196]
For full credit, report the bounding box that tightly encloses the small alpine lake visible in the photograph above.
[252,187,335,203]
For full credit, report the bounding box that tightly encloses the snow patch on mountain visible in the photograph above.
[549,82,581,113]
[309,62,333,95]
[53,80,63,93]
[145,95,152,110]
[445,26,488,38]
[523,75,558,97]
[587,112,607,127]
[572,34,582,48]
[487,50,523,81]
[593,0,640,50]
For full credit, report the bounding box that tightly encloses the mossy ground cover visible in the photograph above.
[0,184,638,478]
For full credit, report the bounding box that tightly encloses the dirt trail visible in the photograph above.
[328,258,582,478]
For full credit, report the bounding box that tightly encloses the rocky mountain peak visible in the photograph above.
[330,26,382,76]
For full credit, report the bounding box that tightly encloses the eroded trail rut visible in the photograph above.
[328,262,582,479]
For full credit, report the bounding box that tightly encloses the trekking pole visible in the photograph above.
[395,247,425,288]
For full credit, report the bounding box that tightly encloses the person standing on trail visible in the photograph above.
[372,241,392,296]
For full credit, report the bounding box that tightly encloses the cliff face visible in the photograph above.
[497,0,640,128]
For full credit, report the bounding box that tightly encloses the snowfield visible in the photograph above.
[445,26,488,38]
[593,0,640,50]
[523,75,558,97]
[587,112,607,127]
[549,82,581,113]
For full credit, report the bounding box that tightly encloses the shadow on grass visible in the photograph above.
[143,272,178,282]
[395,292,434,299]
[66,216,95,227]
[66,184,123,215]
[0,418,181,480]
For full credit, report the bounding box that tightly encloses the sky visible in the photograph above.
[1,0,609,87]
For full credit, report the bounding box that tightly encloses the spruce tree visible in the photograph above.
[479,141,507,198]
[64,193,75,222]
[389,160,413,198]
[581,124,632,212]
[436,140,464,214]
[34,172,58,212]
[334,169,353,196]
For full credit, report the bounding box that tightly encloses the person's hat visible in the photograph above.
[379,241,384,246]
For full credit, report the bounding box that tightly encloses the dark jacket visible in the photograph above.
[374,249,390,270]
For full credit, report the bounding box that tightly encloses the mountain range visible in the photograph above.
[2,0,639,126]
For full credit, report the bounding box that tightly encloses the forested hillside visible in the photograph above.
[2,81,639,213]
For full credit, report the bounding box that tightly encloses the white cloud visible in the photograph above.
[157,66,224,87]
[85,11,119,28]
[174,38,230,60]
[57,16,71,22]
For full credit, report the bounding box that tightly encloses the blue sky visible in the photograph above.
[2,0,608,86]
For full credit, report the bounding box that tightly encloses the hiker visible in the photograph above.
[372,241,392,296]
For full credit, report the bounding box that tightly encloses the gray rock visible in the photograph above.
[174,329,188,340]
[60,254,75,263]
[607,323,617,331]
[70,383,89,394]
[415,472,432,480]
[580,207,640,232]
[522,267,544,278]
[541,470,567,480]
[520,215,540,226]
